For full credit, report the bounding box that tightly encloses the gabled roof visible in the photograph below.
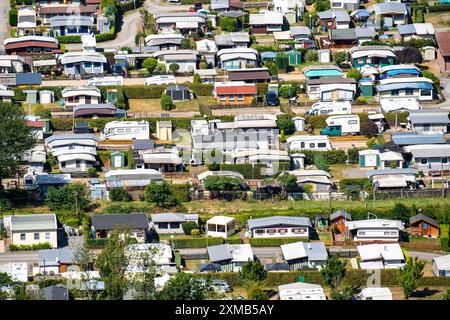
[408,109,450,125]
[373,2,407,15]
[208,244,253,263]
[8,214,57,232]
[346,219,405,231]
[330,28,356,41]
[330,210,352,221]
[248,216,312,230]
[317,10,350,22]
[92,214,149,230]
[358,243,404,261]
[39,248,75,266]
[432,254,450,270]
[436,31,450,56]
[290,26,311,37]
[391,132,446,146]
[409,213,439,227]
[249,11,284,25]
[151,212,190,223]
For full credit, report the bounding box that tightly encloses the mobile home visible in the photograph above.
[101,121,150,141]
[320,115,360,136]
[287,135,332,151]
[305,101,352,116]
[86,76,124,86]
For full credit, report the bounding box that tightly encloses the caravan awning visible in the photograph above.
[360,261,384,270]
[0,60,12,67]
[377,82,433,92]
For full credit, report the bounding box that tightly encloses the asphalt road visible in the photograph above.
[436,78,450,109]
[0,0,10,51]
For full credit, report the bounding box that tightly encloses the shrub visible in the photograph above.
[220,16,237,32]
[278,85,296,99]
[87,167,97,177]
[396,47,423,64]
[304,50,318,63]
[160,95,174,111]
[182,221,198,235]
[171,183,191,202]
[193,73,202,84]
[275,53,289,72]
[203,176,242,191]
[333,51,348,65]
[346,69,362,81]
[347,148,361,164]
[199,61,208,69]
[109,187,131,202]
[415,10,424,23]
[57,35,82,44]
[249,237,309,247]
[276,114,296,135]
[422,70,440,89]
[314,153,329,172]
[142,57,159,74]
[191,229,200,237]
[169,63,180,73]
[9,243,52,251]
[9,8,17,26]
[360,121,379,137]
[144,182,177,207]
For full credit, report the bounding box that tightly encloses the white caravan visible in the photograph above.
[86,76,124,86]
[101,120,150,141]
[380,98,421,113]
[145,75,177,85]
[323,114,360,135]
[287,135,332,151]
[305,101,352,116]
[358,287,393,300]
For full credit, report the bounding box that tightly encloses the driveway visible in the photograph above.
[0,0,10,51]
[436,78,450,109]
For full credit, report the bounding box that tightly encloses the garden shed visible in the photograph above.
[111,151,125,168]
[287,50,302,66]
[39,90,54,104]
[358,149,380,168]
[166,85,191,101]
[359,78,374,97]
[318,49,331,63]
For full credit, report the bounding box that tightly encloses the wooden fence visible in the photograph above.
[374,188,447,199]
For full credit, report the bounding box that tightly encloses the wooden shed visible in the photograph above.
[409,213,440,238]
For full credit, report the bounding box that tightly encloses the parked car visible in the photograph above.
[210,280,230,294]
[194,2,203,10]
[266,91,280,106]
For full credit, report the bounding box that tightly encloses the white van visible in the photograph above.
[305,101,352,116]
[101,120,150,141]
[86,76,124,86]
[145,75,177,86]
[286,135,332,151]
[322,114,360,136]
[358,287,393,300]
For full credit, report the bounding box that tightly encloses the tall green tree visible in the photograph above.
[142,57,159,74]
[220,16,237,32]
[144,182,177,207]
[392,202,410,226]
[45,183,90,215]
[158,272,209,300]
[239,260,267,283]
[135,32,147,53]
[320,255,347,289]
[398,257,426,299]
[0,103,35,186]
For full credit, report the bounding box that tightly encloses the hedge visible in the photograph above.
[9,8,17,27]
[428,4,450,12]
[339,178,371,191]
[249,237,309,247]
[171,183,191,202]
[220,162,291,179]
[441,224,449,252]
[9,242,52,251]
[57,35,82,44]
[301,150,348,166]
[188,83,214,96]
[180,0,210,4]
[172,237,224,249]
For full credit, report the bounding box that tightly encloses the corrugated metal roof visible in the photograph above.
[391,132,446,145]
[248,216,312,230]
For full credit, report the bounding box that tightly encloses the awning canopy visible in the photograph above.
[377,82,433,92]
[0,60,12,67]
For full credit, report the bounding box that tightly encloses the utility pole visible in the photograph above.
[74,191,79,221]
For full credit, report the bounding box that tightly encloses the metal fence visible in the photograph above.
[374,188,447,199]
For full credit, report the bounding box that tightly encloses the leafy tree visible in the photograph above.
[144,182,177,207]
[203,176,242,191]
[220,16,237,32]
[275,53,289,72]
[45,183,90,215]
[0,103,36,186]
[239,260,267,282]
[346,69,362,81]
[264,61,278,76]
[278,85,296,99]
[180,38,194,49]
[142,57,158,74]
[320,255,347,289]
[304,50,318,62]
[33,104,52,119]
[280,129,286,143]
[360,121,379,137]
[397,257,426,299]
[182,221,198,235]
[169,63,180,73]
[315,0,331,12]
[314,153,329,172]
[396,47,423,64]
[303,12,317,28]
[245,281,267,300]
[109,187,131,202]
[160,95,174,111]
[158,272,209,300]
[276,115,296,135]
[392,202,410,226]
[278,174,299,195]
[135,32,146,53]
[96,229,129,300]
[193,73,202,84]
[333,51,348,66]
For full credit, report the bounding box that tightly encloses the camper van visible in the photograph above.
[287,135,332,151]
[357,287,393,300]
[145,75,177,86]
[101,120,150,141]
[380,98,421,113]
[320,115,360,136]
[305,101,352,116]
[86,76,124,86]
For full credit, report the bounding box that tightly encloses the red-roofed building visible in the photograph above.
[26,119,46,140]
[436,31,450,72]
[214,82,257,106]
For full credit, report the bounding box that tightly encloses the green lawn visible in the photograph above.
[128,96,214,113]
[424,12,450,28]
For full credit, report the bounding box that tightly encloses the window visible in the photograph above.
[421,90,432,96]
[384,232,390,236]
[422,223,428,229]
[208,224,216,232]
[237,94,244,101]
[117,129,124,133]
[169,222,180,229]
[348,120,358,125]
[405,89,414,96]
[45,233,50,240]
[292,228,305,234]
[359,231,366,235]
[318,143,326,148]
[309,143,315,148]
[391,90,399,96]
[26,47,32,53]
[217,224,226,233]
[443,158,448,164]
[219,95,226,101]
[421,158,427,164]
[266,229,276,235]
[158,222,169,229]
[229,94,235,101]
[255,229,265,235]
[20,233,26,241]
[278,228,288,234]
[34,233,40,240]
[300,142,305,148]
[357,58,364,65]
[126,129,131,133]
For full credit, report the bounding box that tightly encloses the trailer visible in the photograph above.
[380,98,421,113]
[320,114,360,136]
[100,120,150,141]
[86,76,124,86]
[358,287,393,300]
[286,135,332,151]
[305,101,352,116]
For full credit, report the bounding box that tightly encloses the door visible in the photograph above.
[366,155,377,167]
[115,156,122,168]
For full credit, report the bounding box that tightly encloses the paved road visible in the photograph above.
[65,0,191,51]
[0,252,39,264]
[436,77,450,109]
[0,0,10,51]
[405,250,443,260]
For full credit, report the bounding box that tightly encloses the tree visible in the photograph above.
[220,16,237,32]
[169,63,180,73]
[278,85,296,99]
[276,115,296,135]
[0,103,36,186]
[144,182,177,207]
[314,153,329,172]
[397,257,426,299]
[239,260,267,282]
[278,174,299,196]
[396,47,423,64]
[158,272,209,300]
[360,121,379,137]
[304,50,318,62]
[392,202,410,226]
[45,183,90,216]
[280,129,286,143]
[346,69,362,81]
[180,38,193,49]
[142,57,158,74]
[303,12,317,28]
[264,61,278,76]
[320,255,347,289]
[127,148,135,169]
[135,32,146,53]
[315,0,331,12]
[244,281,267,300]
[275,53,289,72]
[193,73,202,84]
[160,95,174,111]
[333,51,348,66]
[95,229,129,300]
[109,187,131,202]
[203,176,242,191]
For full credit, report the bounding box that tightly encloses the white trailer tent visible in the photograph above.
[358,287,393,300]
[101,120,150,141]
[278,282,327,300]
[432,254,450,276]
[287,135,332,151]
[206,216,236,238]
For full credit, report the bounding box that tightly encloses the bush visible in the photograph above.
[171,183,191,202]
[169,63,180,73]
[9,8,17,27]
[220,16,237,32]
[396,47,422,64]
[191,229,200,237]
[160,95,174,111]
[276,114,296,135]
[428,4,450,12]
[347,148,361,164]
[203,176,242,191]
[360,121,379,137]
[305,50,318,63]
[422,70,440,89]
[87,167,97,177]
[173,237,223,249]
[188,83,214,96]
[275,53,289,72]
[57,35,82,44]
[415,10,424,23]
[96,32,116,42]
[9,243,52,251]
[108,187,131,202]
[314,153,329,172]
[142,57,159,74]
[346,69,362,81]
[199,62,208,69]
[182,221,198,235]
[144,182,177,207]
[333,51,348,65]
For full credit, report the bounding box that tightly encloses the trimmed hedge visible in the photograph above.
[9,8,17,27]
[57,35,82,44]
[249,237,309,247]
[173,236,243,248]
[441,224,449,252]
[220,162,291,179]
[301,150,348,166]
[9,242,52,251]
[171,183,191,202]
[188,83,214,96]
[96,32,116,42]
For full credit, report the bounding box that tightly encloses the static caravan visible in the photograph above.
[145,75,177,85]
[305,101,352,116]
[287,135,332,151]
[101,121,150,141]
[380,98,421,113]
[86,76,124,86]
[321,114,360,136]
[358,287,393,300]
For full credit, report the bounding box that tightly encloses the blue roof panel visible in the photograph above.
[376,82,433,92]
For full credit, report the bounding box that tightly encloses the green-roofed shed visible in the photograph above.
[287,50,302,66]
[305,69,343,78]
